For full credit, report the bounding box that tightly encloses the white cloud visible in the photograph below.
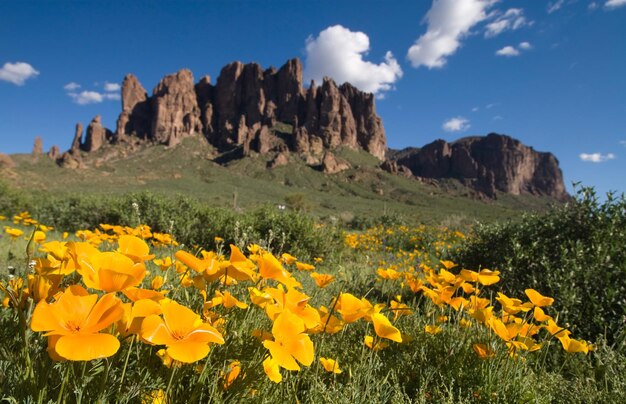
[304,25,402,95]
[619,140,626,146]
[104,82,121,92]
[443,116,470,132]
[605,0,626,9]
[589,2,599,10]
[64,82,81,91]
[485,8,529,38]
[547,0,565,13]
[65,79,121,105]
[103,92,120,100]
[472,106,479,112]
[0,62,39,85]
[579,152,616,163]
[519,41,532,50]
[496,46,520,56]
[407,0,496,69]
[492,115,503,120]
[68,91,104,105]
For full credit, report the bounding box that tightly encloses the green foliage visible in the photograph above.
[0,181,31,216]
[26,191,342,261]
[453,186,626,342]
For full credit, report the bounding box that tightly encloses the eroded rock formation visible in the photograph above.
[383,133,567,199]
[76,58,387,160]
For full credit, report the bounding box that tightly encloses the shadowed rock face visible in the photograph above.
[385,133,568,199]
[87,57,387,160]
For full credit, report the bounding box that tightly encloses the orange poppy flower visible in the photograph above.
[30,285,123,361]
[141,300,224,363]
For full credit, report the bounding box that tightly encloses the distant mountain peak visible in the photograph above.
[382,133,568,200]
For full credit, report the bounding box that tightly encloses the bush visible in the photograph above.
[24,191,342,261]
[453,186,626,343]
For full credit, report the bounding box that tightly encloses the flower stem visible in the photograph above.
[118,335,135,395]
[166,363,177,400]
[57,364,70,404]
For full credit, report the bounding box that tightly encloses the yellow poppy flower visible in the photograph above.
[336,293,370,323]
[533,307,553,322]
[264,286,321,329]
[525,289,554,307]
[30,285,123,361]
[258,253,301,289]
[310,272,335,288]
[364,335,388,351]
[309,305,344,334]
[117,299,163,338]
[477,269,500,286]
[141,300,224,363]
[280,253,297,265]
[117,235,155,263]
[472,343,495,359]
[295,262,315,271]
[558,335,590,354]
[221,360,242,389]
[262,310,314,371]
[153,257,174,271]
[263,357,283,383]
[319,357,342,374]
[4,227,23,240]
[205,290,248,310]
[79,251,147,292]
[33,230,46,243]
[372,313,403,342]
[390,300,412,320]
[424,325,443,335]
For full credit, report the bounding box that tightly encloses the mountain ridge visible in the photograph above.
[17,57,567,201]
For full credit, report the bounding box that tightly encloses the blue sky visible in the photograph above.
[1,0,625,197]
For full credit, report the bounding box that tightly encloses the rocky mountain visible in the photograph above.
[61,58,386,165]
[382,134,568,200]
[39,57,567,200]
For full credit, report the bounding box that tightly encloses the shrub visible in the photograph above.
[453,186,626,342]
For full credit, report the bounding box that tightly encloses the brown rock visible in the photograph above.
[339,83,387,160]
[71,123,83,153]
[0,153,15,169]
[253,125,276,154]
[58,151,82,169]
[83,115,108,152]
[392,133,568,199]
[195,75,214,136]
[215,61,245,146]
[268,151,289,168]
[151,69,202,146]
[67,58,389,161]
[321,151,350,174]
[47,145,60,160]
[380,159,412,178]
[116,74,150,139]
[275,58,303,123]
[32,137,43,157]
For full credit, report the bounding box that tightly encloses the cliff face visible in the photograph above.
[73,58,387,160]
[386,133,568,200]
[53,58,568,200]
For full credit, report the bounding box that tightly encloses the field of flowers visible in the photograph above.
[0,203,624,403]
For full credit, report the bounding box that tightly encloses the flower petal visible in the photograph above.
[55,333,120,361]
[167,341,210,363]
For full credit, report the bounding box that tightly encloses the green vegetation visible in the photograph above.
[3,135,556,226]
[454,186,626,343]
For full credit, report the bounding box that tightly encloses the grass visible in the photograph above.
[3,135,557,226]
